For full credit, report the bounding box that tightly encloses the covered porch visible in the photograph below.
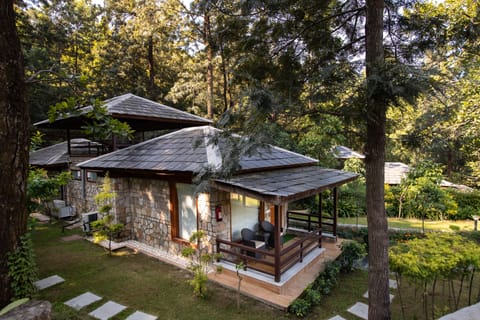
[209,166,357,308]
[208,238,344,310]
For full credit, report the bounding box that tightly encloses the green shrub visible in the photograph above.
[388,230,424,245]
[304,288,321,305]
[338,240,366,272]
[448,190,480,220]
[7,233,37,300]
[289,298,311,317]
[181,231,221,298]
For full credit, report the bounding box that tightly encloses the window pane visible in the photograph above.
[177,183,196,241]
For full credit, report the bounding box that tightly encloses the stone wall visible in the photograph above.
[112,177,180,254]
[66,176,100,214]
[201,190,231,253]
[113,177,232,256]
[66,172,234,257]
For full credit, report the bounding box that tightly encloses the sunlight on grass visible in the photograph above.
[338,217,475,232]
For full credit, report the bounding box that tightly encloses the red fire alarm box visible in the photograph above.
[215,205,223,221]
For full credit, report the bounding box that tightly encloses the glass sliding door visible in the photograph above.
[230,193,260,241]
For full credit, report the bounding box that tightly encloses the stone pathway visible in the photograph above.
[64,291,157,320]
[347,302,369,320]
[89,301,127,320]
[126,310,159,320]
[36,274,157,320]
[362,291,395,302]
[30,212,50,223]
[64,292,102,310]
[34,275,65,290]
[438,301,480,320]
[327,277,398,320]
[61,234,84,242]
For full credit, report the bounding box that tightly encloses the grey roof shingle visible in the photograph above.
[384,162,410,185]
[332,146,365,159]
[29,142,69,167]
[78,126,317,173]
[34,93,211,130]
[29,138,102,167]
[212,166,359,204]
[102,94,211,123]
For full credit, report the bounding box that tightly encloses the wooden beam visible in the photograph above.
[274,205,281,282]
[67,129,71,155]
[333,187,338,238]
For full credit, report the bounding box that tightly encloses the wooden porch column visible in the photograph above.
[318,193,322,248]
[333,187,338,238]
[274,205,281,282]
[67,129,71,155]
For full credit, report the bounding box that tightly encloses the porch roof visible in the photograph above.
[211,166,358,205]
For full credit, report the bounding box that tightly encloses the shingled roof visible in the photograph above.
[34,93,212,131]
[332,146,365,159]
[384,162,410,185]
[30,141,69,168]
[78,126,317,174]
[29,138,102,167]
[212,166,358,205]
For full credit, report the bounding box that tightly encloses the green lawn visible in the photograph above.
[32,221,479,320]
[33,223,291,320]
[338,216,476,232]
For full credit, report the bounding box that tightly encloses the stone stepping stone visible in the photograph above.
[438,301,480,320]
[126,310,158,320]
[34,275,65,290]
[64,292,102,310]
[363,291,395,302]
[89,301,127,320]
[30,212,50,223]
[328,316,346,320]
[389,279,398,289]
[61,234,83,242]
[347,302,368,320]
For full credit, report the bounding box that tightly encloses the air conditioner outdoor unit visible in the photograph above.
[51,200,76,219]
[58,206,75,219]
[82,211,99,233]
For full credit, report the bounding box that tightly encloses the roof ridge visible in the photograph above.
[203,127,222,169]
[104,93,133,110]
[124,94,213,123]
[30,141,67,153]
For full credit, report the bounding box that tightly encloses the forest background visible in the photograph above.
[2,0,478,316]
[19,0,480,191]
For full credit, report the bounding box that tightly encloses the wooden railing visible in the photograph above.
[287,210,320,231]
[287,210,337,238]
[216,228,321,282]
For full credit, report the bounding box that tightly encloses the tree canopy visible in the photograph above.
[2,0,479,314]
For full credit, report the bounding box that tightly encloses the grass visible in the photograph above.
[338,216,476,232]
[32,221,480,320]
[307,270,369,320]
[33,222,290,320]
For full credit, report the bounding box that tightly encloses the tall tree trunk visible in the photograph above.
[0,0,30,308]
[147,35,155,99]
[365,0,390,319]
[204,12,214,118]
[220,43,229,113]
